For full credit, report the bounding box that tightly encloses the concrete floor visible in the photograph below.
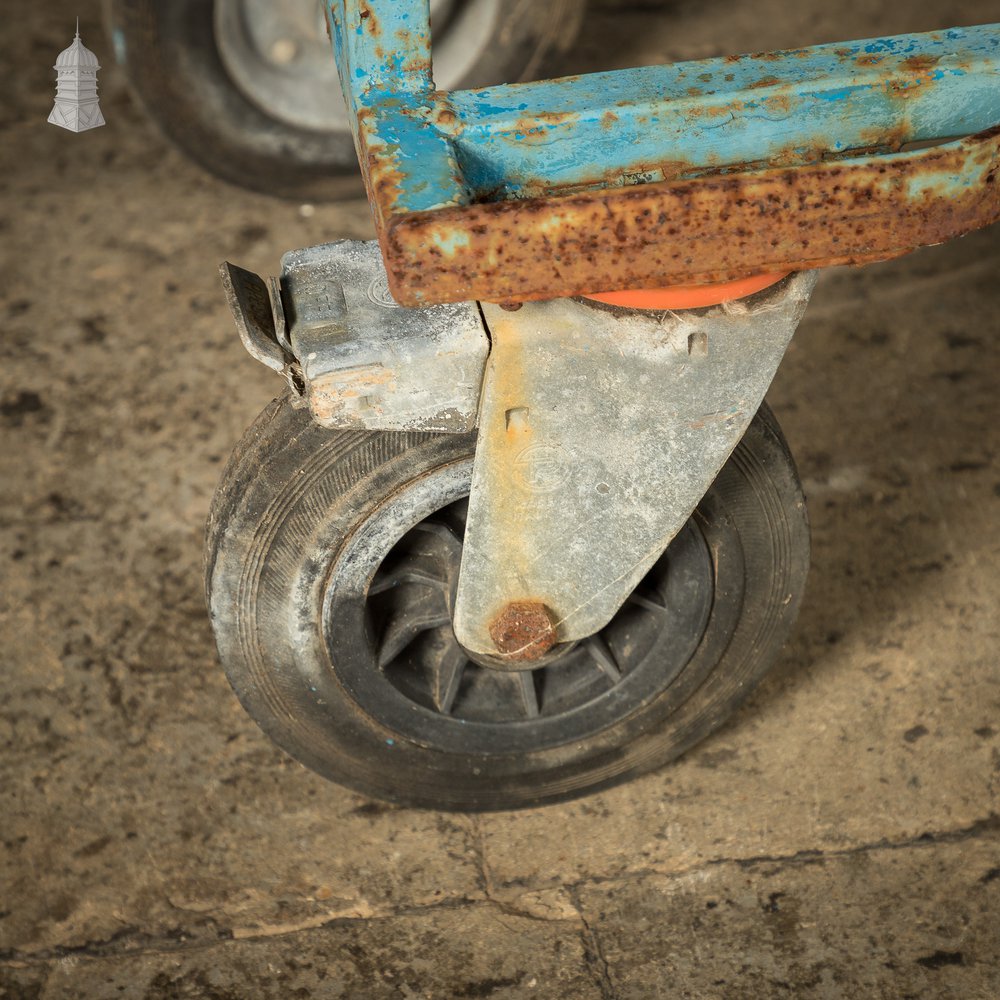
[2,1,999,997]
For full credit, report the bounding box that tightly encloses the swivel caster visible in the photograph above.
[206,393,808,809]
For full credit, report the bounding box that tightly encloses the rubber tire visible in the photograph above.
[206,395,809,810]
[106,0,587,201]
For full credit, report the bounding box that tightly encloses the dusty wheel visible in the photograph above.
[206,395,809,809]
[106,0,586,201]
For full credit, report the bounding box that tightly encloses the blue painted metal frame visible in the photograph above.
[326,0,461,217]
[447,31,999,196]
[325,1,1000,305]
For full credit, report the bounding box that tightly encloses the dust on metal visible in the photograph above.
[452,273,818,655]
[488,601,559,662]
[280,241,489,432]
[222,242,489,433]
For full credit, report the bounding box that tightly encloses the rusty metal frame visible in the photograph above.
[325,2,999,306]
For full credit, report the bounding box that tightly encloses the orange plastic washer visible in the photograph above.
[583,271,789,310]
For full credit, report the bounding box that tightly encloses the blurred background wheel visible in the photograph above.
[106,0,587,200]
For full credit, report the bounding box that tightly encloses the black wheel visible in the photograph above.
[206,395,809,810]
[107,0,586,201]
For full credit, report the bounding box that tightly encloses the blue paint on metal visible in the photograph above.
[808,87,863,102]
[365,99,469,213]
[434,26,1000,202]
[325,2,999,293]
[325,2,465,215]
[330,0,432,86]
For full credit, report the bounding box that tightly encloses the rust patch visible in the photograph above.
[901,54,940,73]
[750,75,783,90]
[356,108,406,218]
[359,4,379,35]
[615,159,694,187]
[506,110,580,142]
[705,101,741,118]
[762,93,793,115]
[534,110,578,125]
[857,121,910,154]
[886,53,945,100]
[309,366,395,424]
[489,601,558,661]
[375,126,1000,307]
[601,111,619,130]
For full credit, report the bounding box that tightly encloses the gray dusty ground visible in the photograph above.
[2,1,1000,997]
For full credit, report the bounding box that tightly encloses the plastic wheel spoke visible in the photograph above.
[586,635,622,682]
[369,564,448,596]
[377,588,452,668]
[428,641,467,715]
[515,672,540,719]
[628,590,669,614]
[412,519,464,557]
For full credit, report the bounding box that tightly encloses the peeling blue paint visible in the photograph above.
[808,87,863,102]
[325,2,999,244]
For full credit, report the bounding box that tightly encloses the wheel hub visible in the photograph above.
[322,470,717,752]
[214,0,502,133]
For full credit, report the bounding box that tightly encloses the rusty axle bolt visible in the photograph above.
[489,601,559,662]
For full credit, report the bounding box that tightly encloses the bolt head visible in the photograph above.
[489,601,558,661]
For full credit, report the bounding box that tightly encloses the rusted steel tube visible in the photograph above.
[380,127,999,306]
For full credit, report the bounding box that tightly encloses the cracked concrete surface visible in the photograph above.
[2,0,999,997]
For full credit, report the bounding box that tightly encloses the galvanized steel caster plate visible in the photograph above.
[206,395,809,810]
